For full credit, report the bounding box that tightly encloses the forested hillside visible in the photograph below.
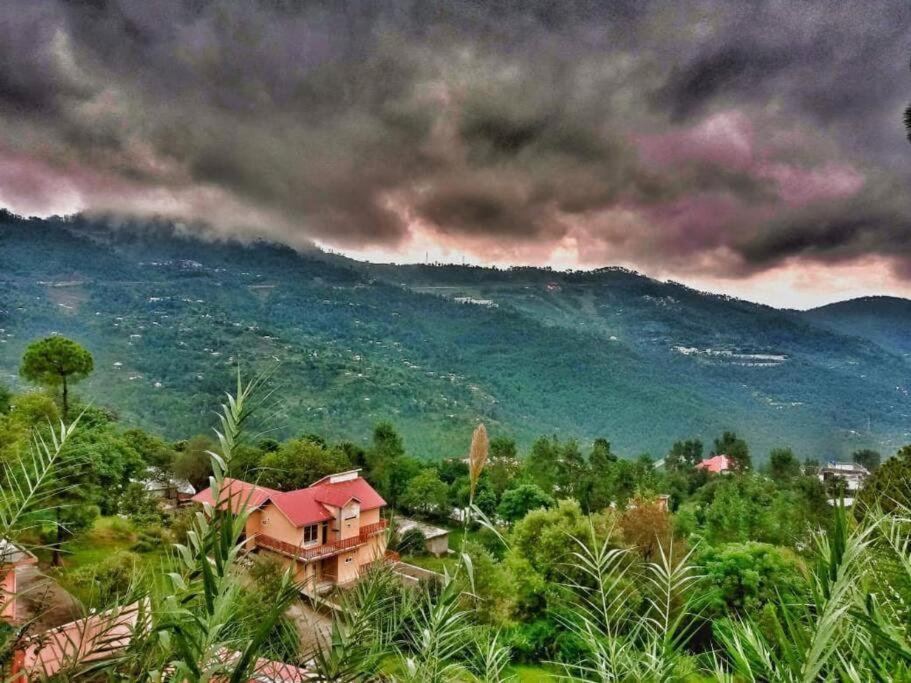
[1,212,909,459]
[803,296,911,359]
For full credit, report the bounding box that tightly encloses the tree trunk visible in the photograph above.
[61,374,68,422]
[52,508,63,567]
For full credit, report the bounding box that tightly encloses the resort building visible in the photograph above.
[193,470,388,593]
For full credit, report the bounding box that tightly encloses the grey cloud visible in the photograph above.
[0,0,909,278]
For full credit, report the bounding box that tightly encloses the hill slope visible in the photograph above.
[803,297,911,360]
[0,213,908,459]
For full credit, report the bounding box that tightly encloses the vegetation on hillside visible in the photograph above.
[2,349,911,679]
[1,213,909,459]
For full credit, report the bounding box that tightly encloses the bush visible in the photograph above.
[131,525,171,553]
[106,516,135,541]
[68,551,140,603]
[396,527,427,556]
[168,507,196,545]
[699,541,807,620]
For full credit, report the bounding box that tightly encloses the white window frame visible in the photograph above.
[303,524,319,546]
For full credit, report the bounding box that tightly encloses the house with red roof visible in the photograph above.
[192,470,388,592]
[694,454,733,474]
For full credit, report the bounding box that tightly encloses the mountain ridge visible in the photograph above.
[1,213,908,460]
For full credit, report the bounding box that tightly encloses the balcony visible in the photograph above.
[358,519,388,540]
[256,533,363,563]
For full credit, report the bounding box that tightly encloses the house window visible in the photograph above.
[303,525,318,545]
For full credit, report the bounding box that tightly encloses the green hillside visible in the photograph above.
[803,296,911,359]
[1,212,908,459]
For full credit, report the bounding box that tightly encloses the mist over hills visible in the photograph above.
[1,212,909,460]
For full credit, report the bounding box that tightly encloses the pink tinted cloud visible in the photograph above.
[637,110,756,171]
[757,162,864,206]
[636,110,865,208]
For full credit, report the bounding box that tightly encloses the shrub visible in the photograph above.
[132,525,171,553]
[68,551,140,603]
[396,527,427,556]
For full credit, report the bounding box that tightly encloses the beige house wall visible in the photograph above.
[1,567,16,621]
[360,508,380,526]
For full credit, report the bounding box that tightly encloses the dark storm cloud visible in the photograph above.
[0,0,910,278]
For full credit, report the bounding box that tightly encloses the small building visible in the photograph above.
[395,517,450,557]
[818,462,869,494]
[695,454,732,474]
[193,470,388,595]
[139,469,196,507]
[1,539,37,623]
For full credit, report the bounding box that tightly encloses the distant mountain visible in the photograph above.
[804,297,911,359]
[1,213,909,460]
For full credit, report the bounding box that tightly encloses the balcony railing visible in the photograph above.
[256,533,362,562]
[358,519,388,540]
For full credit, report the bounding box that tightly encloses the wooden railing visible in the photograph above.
[256,533,362,562]
[358,519,388,540]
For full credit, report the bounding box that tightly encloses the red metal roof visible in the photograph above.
[191,478,279,514]
[695,454,732,473]
[270,489,335,526]
[309,477,386,511]
[193,475,386,527]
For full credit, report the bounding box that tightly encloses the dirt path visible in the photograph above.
[287,599,333,650]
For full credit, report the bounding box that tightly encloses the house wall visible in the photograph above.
[1,567,16,621]
[360,508,380,526]
[338,501,360,540]
[355,530,387,567]
[258,503,307,546]
[426,535,449,557]
[335,550,360,584]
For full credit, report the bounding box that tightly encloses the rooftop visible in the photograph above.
[192,473,386,528]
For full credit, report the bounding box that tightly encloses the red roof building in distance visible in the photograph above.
[695,454,732,474]
[192,470,388,595]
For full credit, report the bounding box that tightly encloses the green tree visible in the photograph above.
[556,439,587,499]
[172,434,217,490]
[524,435,561,494]
[19,336,94,419]
[122,428,177,470]
[486,436,520,497]
[0,383,10,414]
[852,448,881,472]
[366,422,418,507]
[700,542,807,619]
[666,439,703,471]
[856,445,911,516]
[768,447,801,484]
[506,499,606,618]
[497,483,555,523]
[120,481,164,527]
[260,438,352,490]
[712,431,751,471]
[400,468,450,518]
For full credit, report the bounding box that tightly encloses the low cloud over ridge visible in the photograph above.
[1,0,910,289]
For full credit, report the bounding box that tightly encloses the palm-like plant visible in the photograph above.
[715,505,879,682]
[557,522,703,681]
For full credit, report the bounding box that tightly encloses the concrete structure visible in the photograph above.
[395,517,450,556]
[1,539,37,623]
[193,470,388,594]
[818,462,869,495]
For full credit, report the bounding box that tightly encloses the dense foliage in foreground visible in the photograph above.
[1,367,911,681]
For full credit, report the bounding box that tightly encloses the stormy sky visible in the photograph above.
[1,0,910,307]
